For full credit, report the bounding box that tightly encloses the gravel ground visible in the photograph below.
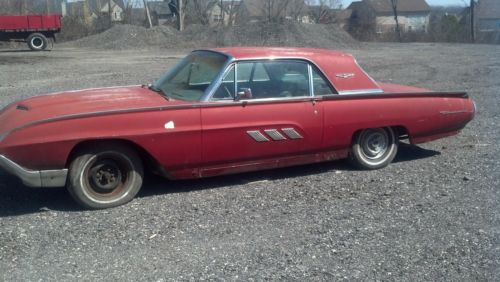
[0,43,498,281]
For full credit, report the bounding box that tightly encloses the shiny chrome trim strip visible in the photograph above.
[0,155,68,187]
[338,89,384,95]
[247,130,270,142]
[440,110,471,115]
[282,128,303,139]
[264,129,287,141]
[308,64,314,97]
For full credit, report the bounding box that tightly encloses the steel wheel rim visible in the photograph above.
[81,152,134,203]
[31,37,43,49]
[360,129,389,160]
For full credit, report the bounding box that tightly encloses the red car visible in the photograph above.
[0,47,475,209]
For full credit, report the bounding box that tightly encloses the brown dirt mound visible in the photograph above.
[62,22,359,50]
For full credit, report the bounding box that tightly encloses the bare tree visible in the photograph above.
[306,0,340,24]
[470,0,475,42]
[286,0,307,22]
[189,0,218,25]
[390,0,402,42]
[224,0,241,26]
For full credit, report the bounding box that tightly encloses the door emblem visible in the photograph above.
[336,73,355,79]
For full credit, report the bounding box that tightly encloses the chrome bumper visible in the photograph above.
[0,155,68,187]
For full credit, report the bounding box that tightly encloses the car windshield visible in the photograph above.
[153,51,228,101]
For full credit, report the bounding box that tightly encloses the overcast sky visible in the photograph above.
[340,0,468,7]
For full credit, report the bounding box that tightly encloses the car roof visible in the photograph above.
[209,47,351,61]
[205,47,382,94]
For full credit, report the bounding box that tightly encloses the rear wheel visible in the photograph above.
[27,33,48,51]
[349,127,398,169]
[67,143,144,209]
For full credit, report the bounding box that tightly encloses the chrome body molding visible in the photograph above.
[281,128,303,139]
[0,155,68,188]
[247,130,270,142]
[264,129,287,141]
[338,89,384,95]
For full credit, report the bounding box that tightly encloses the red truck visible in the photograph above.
[0,14,61,51]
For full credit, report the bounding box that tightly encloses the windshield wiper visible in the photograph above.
[145,83,169,101]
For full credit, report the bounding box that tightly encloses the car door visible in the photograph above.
[200,60,323,176]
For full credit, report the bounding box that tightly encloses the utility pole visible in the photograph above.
[108,0,112,24]
[143,0,153,28]
[178,0,184,31]
[391,0,402,42]
[470,0,475,43]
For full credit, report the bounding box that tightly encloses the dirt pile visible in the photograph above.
[62,22,359,50]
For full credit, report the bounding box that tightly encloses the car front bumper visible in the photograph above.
[0,155,67,188]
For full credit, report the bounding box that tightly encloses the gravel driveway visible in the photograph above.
[0,43,498,280]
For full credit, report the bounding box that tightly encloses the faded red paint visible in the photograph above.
[0,48,475,179]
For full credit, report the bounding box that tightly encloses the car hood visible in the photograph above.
[0,85,190,140]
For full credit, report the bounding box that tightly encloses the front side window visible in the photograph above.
[154,51,228,101]
[213,60,311,100]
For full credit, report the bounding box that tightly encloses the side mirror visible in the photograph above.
[235,88,252,101]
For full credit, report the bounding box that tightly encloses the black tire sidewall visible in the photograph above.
[67,144,144,209]
[27,33,48,51]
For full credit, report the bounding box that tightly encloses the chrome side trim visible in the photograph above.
[247,130,270,142]
[264,129,287,141]
[282,128,303,139]
[440,110,470,115]
[0,155,68,188]
[338,89,384,95]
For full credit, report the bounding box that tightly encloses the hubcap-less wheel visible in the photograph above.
[349,127,398,169]
[31,37,43,49]
[67,144,144,209]
[86,156,127,197]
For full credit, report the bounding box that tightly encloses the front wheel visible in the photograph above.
[349,127,398,170]
[67,143,144,209]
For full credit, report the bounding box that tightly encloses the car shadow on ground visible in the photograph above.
[0,144,439,217]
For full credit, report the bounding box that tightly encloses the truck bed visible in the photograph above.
[0,15,61,31]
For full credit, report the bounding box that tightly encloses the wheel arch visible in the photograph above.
[65,139,163,176]
[350,125,410,144]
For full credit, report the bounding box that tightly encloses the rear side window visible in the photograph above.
[312,67,336,96]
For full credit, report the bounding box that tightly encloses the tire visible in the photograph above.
[67,143,144,209]
[27,33,48,51]
[349,127,398,170]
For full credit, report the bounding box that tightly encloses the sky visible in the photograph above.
[340,0,468,7]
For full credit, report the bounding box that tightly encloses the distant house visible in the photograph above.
[147,1,175,26]
[476,0,500,31]
[98,0,125,22]
[206,1,242,26]
[62,0,125,23]
[349,0,431,33]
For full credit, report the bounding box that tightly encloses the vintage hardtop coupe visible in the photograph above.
[0,47,475,209]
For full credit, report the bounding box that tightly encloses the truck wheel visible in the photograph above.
[67,143,144,209]
[27,33,48,51]
[349,127,398,170]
